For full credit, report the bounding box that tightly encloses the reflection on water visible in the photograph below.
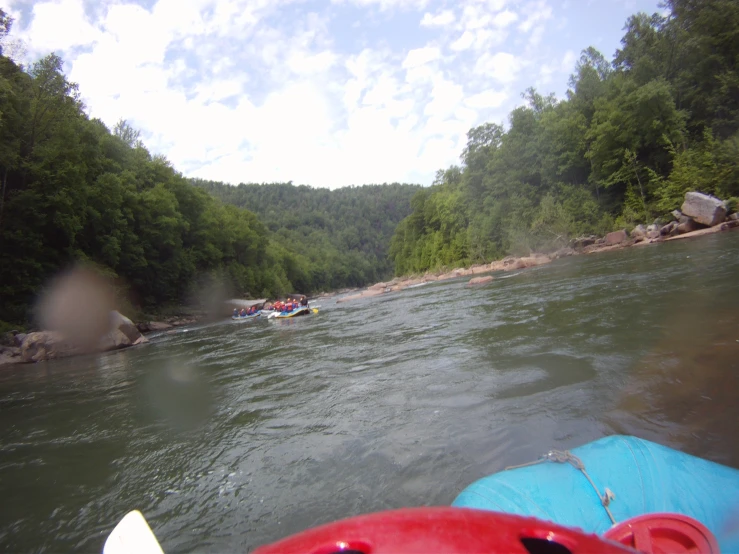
[0,231,737,552]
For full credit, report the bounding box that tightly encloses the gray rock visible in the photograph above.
[681,192,727,226]
[552,247,577,258]
[646,230,661,240]
[605,229,628,245]
[676,218,704,234]
[570,236,597,248]
[630,224,647,239]
[148,321,174,331]
[467,276,493,286]
[21,332,82,363]
[646,224,660,233]
[671,210,682,220]
[660,221,679,236]
[729,212,739,221]
[102,311,148,351]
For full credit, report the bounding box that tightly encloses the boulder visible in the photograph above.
[729,213,739,221]
[671,209,682,221]
[571,236,597,249]
[519,255,552,268]
[21,332,81,363]
[646,230,661,240]
[720,219,739,230]
[646,224,660,233]
[467,276,493,286]
[147,321,173,332]
[660,221,679,236]
[630,225,647,239]
[552,247,576,258]
[0,346,22,367]
[681,192,727,226]
[604,229,628,245]
[13,333,26,347]
[100,311,148,351]
[676,218,704,234]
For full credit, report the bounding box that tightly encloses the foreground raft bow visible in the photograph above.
[105,435,739,553]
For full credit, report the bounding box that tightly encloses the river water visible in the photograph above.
[1,231,738,552]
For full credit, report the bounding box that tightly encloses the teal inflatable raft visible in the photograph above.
[453,435,739,552]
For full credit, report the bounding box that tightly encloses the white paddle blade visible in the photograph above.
[103,510,164,554]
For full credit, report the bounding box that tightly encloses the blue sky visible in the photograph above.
[7,0,664,188]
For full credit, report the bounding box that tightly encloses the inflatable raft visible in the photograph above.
[271,306,318,319]
[453,435,739,552]
[105,435,739,553]
[231,311,261,320]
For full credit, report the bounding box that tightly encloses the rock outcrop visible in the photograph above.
[681,192,727,227]
[15,310,148,364]
[100,311,148,351]
[21,332,81,363]
[605,229,628,245]
[630,225,647,240]
[467,276,493,286]
[677,218,703,234]
[137,321,174,333]
[0,345,22,367]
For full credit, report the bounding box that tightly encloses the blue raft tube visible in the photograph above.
[452,435,739,552]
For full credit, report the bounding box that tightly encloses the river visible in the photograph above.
[1,231,738,552]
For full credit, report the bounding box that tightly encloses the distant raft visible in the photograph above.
[452,434,739,553]
[231,311,261,320]
[271,306,318,319]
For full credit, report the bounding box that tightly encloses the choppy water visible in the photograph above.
[1,232,738,552]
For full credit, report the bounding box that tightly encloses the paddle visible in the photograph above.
[103,510,164,554]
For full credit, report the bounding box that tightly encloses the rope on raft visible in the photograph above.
[505,449,617,525]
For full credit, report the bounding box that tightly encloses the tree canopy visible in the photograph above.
[388,0,739,275]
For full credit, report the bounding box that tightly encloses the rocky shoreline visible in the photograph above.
[338,192,739,303]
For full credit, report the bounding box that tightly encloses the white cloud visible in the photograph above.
[24,0,103,53]
[420,9,455,27]
[465,89,508,109]
[518,0,553,33]
[493,9,518,28]
[9,0,628,188]
[402,46,441,69]
[474,52,520,84]
[560,49,577,72]
[450,31,475,52]
[331,0,429,10]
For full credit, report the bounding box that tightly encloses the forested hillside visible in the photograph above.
[389,0,739,275]
[0,7,420,328]
[0,14,402,328]
[192,180,420,289]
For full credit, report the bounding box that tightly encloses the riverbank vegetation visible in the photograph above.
[0,9,418,327]
[388,0,739,275]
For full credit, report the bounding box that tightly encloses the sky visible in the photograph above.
[6,0,664,189]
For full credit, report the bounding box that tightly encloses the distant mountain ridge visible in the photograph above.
[191,180,423,290]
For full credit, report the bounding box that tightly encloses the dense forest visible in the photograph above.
[191,180,420,290]
[389,0,739,275]
[0,9,417,328]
